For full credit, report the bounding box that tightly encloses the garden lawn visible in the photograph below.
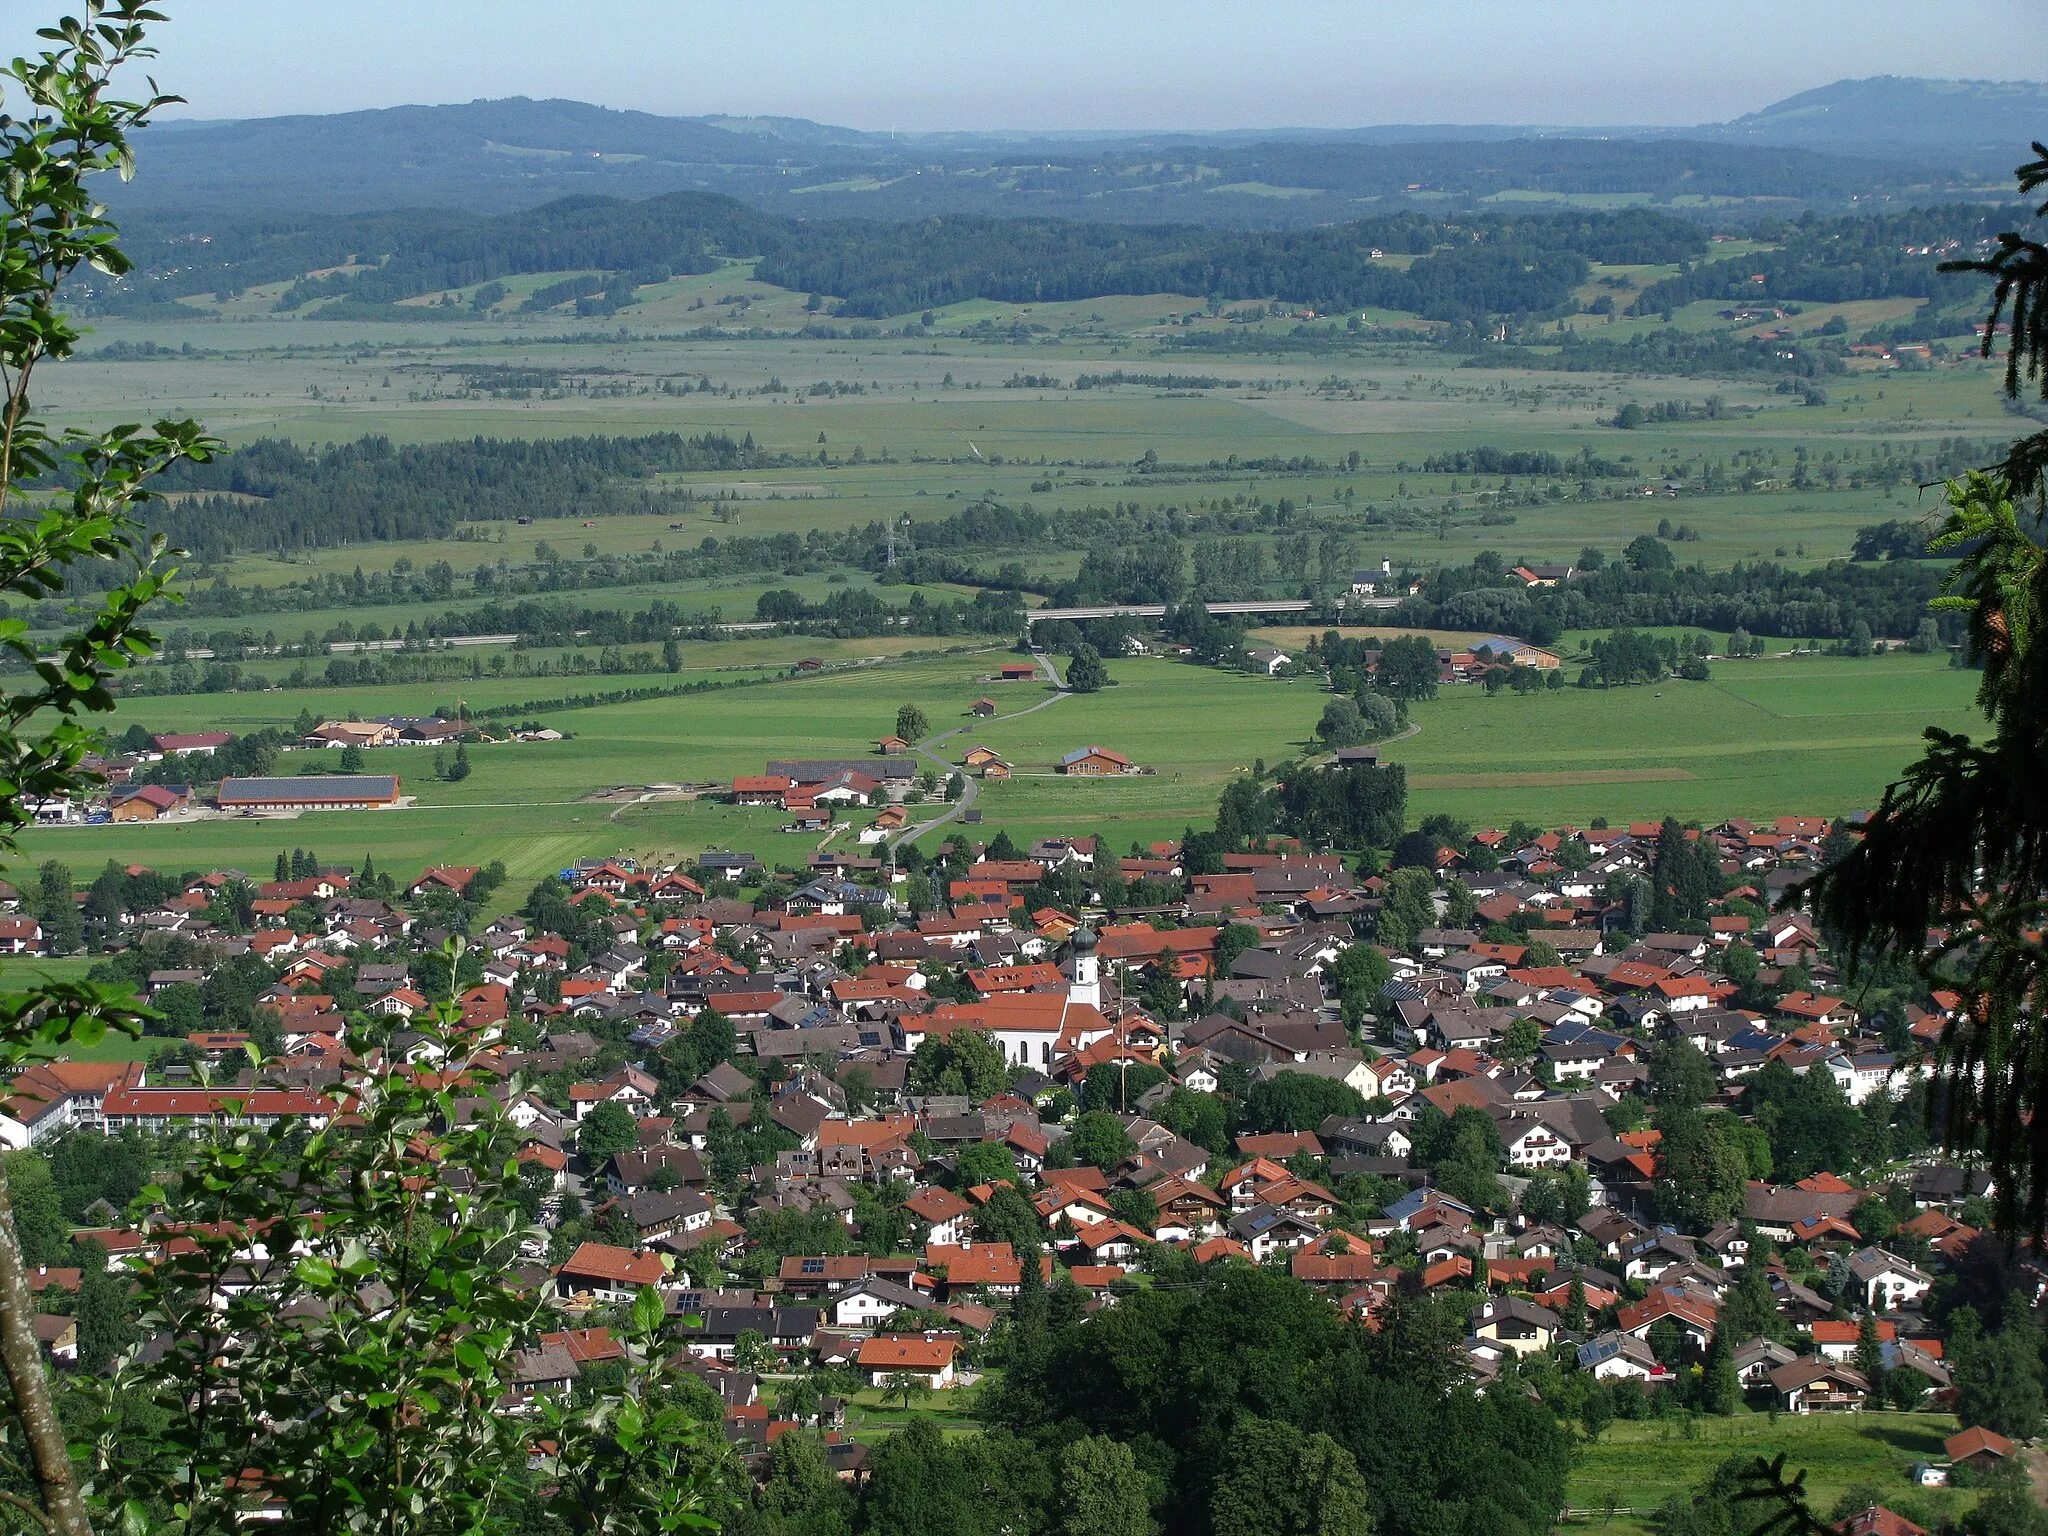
[834,1378,994,1440]
[1565,1411,1973,1536]
[0,955,99,995]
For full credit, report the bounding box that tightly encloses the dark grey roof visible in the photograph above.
[1229,948,1294,981]
[770,759,916,782]
[217,775,398,804]
[690,1306,821,1342]
[615,1188,712,1227]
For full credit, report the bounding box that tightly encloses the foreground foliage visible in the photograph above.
[1808,148,2048,1236]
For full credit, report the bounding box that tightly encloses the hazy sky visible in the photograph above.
[3,0,2041,130]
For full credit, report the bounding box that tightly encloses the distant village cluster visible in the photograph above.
[0,797,2022,1493]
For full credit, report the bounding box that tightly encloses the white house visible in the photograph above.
[1577,1331,1668,1382]
[857,1334,958,1390]
[826,1278,927,1330]
[1823,1052,1899,1107]
[1846,1247,1933,1312]
[1496,1116,1574,1169]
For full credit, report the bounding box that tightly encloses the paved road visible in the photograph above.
[890,652,1067,852]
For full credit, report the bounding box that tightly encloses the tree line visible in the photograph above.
[1391,543,1958,646]
[85,193,1714,326]
[1625,204,2009,316]
[134,431,780,557]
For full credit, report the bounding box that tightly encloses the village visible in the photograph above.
[0,800,2024,1522]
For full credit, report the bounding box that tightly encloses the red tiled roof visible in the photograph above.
[924,1242,1043,1287]
[1095,924,1220,961]
[540,1326,626,1364]
[904,1188,973,1224]
[555,1243,663,1287]
[1945,1425,2014,1462]
[856,1335,957,1370]
[102,1087,329,1119]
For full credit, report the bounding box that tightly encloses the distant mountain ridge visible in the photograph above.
[114,77,2045,226]
[1713,76,2048,156]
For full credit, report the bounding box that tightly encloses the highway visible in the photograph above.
[1022,596,1398,625]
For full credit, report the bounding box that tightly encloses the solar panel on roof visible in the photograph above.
[217,775,398,803]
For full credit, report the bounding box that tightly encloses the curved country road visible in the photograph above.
[882,656,1419,853]
[889,652,1067,852]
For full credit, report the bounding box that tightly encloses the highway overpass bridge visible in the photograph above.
[1023,596,1399,626]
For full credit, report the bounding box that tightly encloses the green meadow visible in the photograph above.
[1564,1411,1975,1536]
[1,252,2007,890]
[12,646,1978,885]
[1381,649,1981,828]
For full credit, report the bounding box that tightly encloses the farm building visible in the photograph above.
[303,721,398,749]
[216,776,402,812]
[1471,637,1561,670]
[731,775,794,806]
[110,784,189,822]
[1944,1426,2014,1475]
[151,732,231,757]
[395,718,463,745]
[997,663,1037,682]
[1059,746,1137,777]
[970,699,998,716]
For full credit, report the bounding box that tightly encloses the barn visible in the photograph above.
[215,776,402,812]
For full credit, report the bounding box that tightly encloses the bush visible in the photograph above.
[1318,696,1368,747]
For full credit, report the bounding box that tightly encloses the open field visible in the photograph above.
[3,252,2009,887]
[30,302,2006,607]
[1380,649,1978,827]
[12,646,1978,884]
[1564,1411,1975,1536]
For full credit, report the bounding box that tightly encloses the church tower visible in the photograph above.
[1067,924,1100,1009]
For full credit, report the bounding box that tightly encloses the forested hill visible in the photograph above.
[80,200,1719,325]
[1626,208,2003,316]
[1712,76,2048,159]
[103,83,2030,223]
[748,208,1698,319]
[88,191,2015,326]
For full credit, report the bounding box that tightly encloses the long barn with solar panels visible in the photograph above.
[214,775,402,811]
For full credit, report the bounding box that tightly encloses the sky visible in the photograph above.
[2,0,2042,132]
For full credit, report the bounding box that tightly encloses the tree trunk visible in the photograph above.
[0,1155,87,1536]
